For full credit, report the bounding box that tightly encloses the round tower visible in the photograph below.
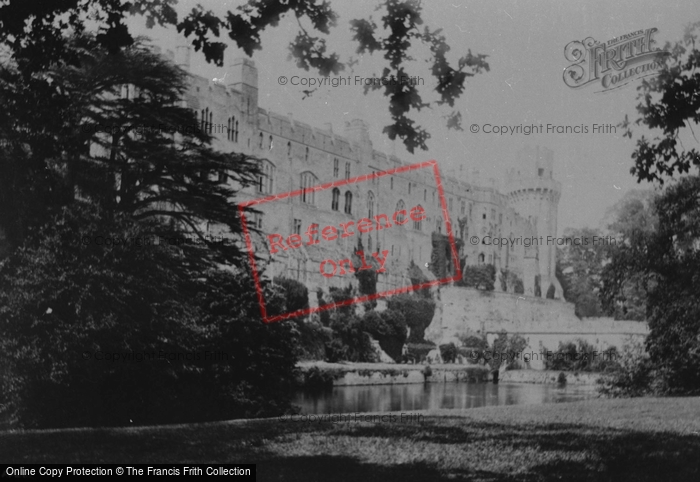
[505,146,563,299]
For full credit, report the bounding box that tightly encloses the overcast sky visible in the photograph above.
[128,0,699,234]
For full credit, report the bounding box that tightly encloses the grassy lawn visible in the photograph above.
[2,397,700,481]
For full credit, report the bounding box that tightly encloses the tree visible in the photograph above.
[0,202,300,427]
[556,227,611,317]
[0,35,261,268]
[599,190,658,320]
[0,0,488,154]
[620,21,700,183]
[386,293,435,343]
[457,263,495,291]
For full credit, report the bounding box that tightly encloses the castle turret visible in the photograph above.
[506,146,563,299]
[230,58,258,117]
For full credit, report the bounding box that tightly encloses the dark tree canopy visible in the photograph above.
[0,0,489,153]
[621,21,700,184]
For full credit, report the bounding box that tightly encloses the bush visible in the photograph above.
[386,294,435,343]
[440,343,458,364]
[598,338,655,397]
[544,339,621,373]
[457,263,495,290]
[404,342,436,364]
[360,309,407,362]
[273,277,310,316]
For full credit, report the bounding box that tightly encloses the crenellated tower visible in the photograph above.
[505,146,563,299]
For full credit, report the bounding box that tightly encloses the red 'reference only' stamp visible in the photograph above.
[239,160,461,323]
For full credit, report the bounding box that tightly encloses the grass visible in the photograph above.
[2,397,700,481]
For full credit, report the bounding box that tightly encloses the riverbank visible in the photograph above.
[3,397,699,480]
[500,368,602,385]
[298,361,490,386]
[298,361,605,387]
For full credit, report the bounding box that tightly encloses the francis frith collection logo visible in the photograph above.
[563,28,668,92]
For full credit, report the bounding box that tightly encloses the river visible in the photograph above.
[293,382,599,414]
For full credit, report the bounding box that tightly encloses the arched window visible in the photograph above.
[300,171,317,204]
[259,132,264,149]
[344,191,352,214]
[478,253,485,264]
[331,188,340,211]
[257,160,275,194]
[413,204,422,231]
[395,200,406,225]
[269,135,273,150]
[367,191,375,219]
[227,116,238,142]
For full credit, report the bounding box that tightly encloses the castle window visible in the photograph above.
[538,168,544,177]
[305,147,309,162]
[269,135,273,150]
[234,120,239,142]
[424,189,426,201]
[391,177,393,190]
[395,200,406,225]
[259,132,264,149]
[367,191,375,219]
[300,171,317,204]
[252,212,263,229]
[413,204,423,231]
[257,160,275,194]
[333,158,339,177]
[344,191,352,214]
[482,212,486,220]
[436,218,442,234]
[345,162,350,180]
[331,188,340,211]
[478,253,485,264]
[293,218,302,235]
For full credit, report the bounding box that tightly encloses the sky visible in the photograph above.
[127,0,699,234]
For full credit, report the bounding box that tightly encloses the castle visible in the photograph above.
[174,48,565,300]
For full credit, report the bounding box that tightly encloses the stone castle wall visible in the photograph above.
[426,286,648,369]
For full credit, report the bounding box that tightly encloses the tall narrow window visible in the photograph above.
[259,132,264,149]
[333,158,339,177]
[344,162,350,180]
[367,191,375,219]
[234,120,239,142]
[395,200,406,225]
[305,147,309,162]
[208,110,213,133]
[344,191,352,214]
[257,160,275,194]
[413,204,423,231]
[269,135,273,150]
[287,141,292,157]
[300,172,317,204]
[331,188,340,211]
[293,219,302,235]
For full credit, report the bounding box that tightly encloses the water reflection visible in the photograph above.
[293,383,599,414]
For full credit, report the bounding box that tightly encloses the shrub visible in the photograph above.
[404,343,435,364]
[439,343,458,364]
[360,309,407,362]
[457,263,495,291]
[386,294,435,343]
